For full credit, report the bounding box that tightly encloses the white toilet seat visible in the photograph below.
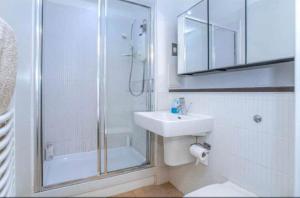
[185,182,257,197]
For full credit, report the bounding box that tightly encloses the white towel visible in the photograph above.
[0,18,17,115]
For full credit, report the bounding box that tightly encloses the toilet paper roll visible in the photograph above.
[190,144,209,166]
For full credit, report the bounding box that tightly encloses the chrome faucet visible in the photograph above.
[177,97,192,115]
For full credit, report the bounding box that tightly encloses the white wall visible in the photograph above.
[0,0,35,196]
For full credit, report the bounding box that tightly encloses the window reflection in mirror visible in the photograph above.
[209,0,246,69]
[185,18,208,73]
[178,0,208,74]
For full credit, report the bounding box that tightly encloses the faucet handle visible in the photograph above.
[186,102,192,114]
[178,97,186,105]
[177,98,191,115]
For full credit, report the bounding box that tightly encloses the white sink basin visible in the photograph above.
[134,111,214,137]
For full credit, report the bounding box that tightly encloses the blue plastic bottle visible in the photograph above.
[171,99,179,114]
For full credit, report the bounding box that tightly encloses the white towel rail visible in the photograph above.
[0,150,12,177]
[0,108,15,197]
[0,119,13,137]
[0,141,13,164]
[0,111,13,124]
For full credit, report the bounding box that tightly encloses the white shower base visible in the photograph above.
[43,146,146,186]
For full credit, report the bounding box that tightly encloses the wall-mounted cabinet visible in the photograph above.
[247,0,295,63]
[178,0,295,75]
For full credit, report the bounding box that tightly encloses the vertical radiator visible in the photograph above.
[0,108,15,196]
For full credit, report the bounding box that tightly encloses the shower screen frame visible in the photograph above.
[34,0,155,192]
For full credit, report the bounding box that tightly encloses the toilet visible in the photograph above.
[185,182,257,197]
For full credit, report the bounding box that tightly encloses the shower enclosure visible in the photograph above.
[35,0,153,191]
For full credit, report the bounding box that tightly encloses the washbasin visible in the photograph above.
[134,111,214,137]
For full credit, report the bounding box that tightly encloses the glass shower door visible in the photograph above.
[41,0,99,186]
[104,0,151,173]
[38,0,153,189]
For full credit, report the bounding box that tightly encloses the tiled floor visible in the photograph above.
[114,183,183,197]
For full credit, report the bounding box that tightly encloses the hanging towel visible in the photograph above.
[0,18,17,115]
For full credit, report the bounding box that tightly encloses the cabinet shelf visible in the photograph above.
[178,57,294,76]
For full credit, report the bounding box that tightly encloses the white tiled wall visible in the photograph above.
[165,92,295,197]
[42,1,98,156]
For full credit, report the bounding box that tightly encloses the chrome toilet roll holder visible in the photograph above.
[191,142,212,151]
[191,136,212,151]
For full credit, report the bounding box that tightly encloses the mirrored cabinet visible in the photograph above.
[178,0,295,75]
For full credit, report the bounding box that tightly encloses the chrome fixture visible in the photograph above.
[191,142,212,151]
[128,19,148,97]
[178,97,192,115]
[253,115,263,123]
[139,19,147,36]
